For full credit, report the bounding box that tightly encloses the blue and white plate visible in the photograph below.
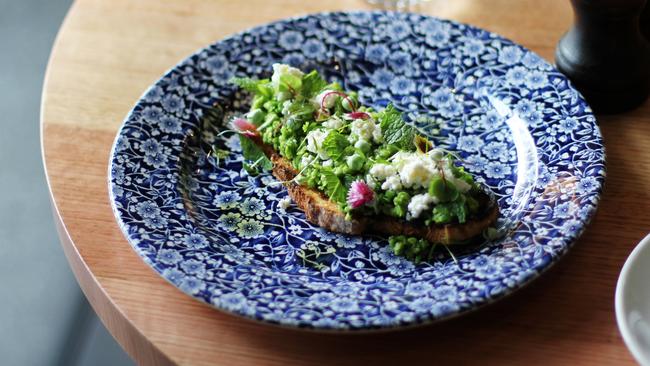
[109,11,605,330]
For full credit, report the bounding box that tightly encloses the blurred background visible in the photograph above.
[0,1,133,365]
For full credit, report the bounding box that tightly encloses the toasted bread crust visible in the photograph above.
[255,137,499,245]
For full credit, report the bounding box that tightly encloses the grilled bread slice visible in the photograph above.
[254,137,499,245]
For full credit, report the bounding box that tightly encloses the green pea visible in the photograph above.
[394,191,410,206]
[393,240,406,255]
[246,109,265,125]
[344,146,356,156]
[346,154,365,172]
[354,139,371,153]
[377,145,398,159]
[432,204,453,224]
[341,94,357,111]
[333,165,349,176]
[428,176,459,202]
[285,117,301,132]
[283,138,298,159]
[391,192,410,218]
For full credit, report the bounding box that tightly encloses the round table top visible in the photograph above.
[42,0,649,364]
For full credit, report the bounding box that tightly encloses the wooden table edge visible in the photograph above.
[40,3,173,364]
[37,1,644,364]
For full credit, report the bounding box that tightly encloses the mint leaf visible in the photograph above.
[239,135,272,172]
[230,77,273,98]
[432,203,454,224]
[288,101,316,119]
[321,168,347,204]
[379,104,415,151]
[321,130,349,161]
[278,73,302,93]
[301,70,328,98]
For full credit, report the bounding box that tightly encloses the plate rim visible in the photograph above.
[108,10,606,331]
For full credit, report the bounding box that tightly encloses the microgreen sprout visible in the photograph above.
[443,244,459,265]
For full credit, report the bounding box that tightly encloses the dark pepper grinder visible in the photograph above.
[555,0,650,113]
[642,2,650,39]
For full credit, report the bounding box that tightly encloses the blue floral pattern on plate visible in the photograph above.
[109,11,605,330]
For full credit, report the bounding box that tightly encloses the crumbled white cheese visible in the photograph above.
[322,159,333,167]
[389,151,415,169]
[315,89,338,109]
[369,163,396,180]
[400,158,436,189]
[377,150,472,194]
[381,175,402,191]
[350,118,378,142]
[408,193,435,219]
[322,116,344,129]
[271,63,304,90]
[278,197,292,210]
[306,129,329,160]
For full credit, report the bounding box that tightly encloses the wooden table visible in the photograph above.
[42,0,649,364]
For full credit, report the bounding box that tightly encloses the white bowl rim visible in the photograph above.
[615,233,650,366]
